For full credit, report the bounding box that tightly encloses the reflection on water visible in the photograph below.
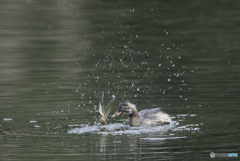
[66,114,200,160]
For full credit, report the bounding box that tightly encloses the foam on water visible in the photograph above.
[68,122,175,135]
[68,114,201,135]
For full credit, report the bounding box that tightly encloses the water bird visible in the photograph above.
[112,102,171,126]
[95,93,115,125]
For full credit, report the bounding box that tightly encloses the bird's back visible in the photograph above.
[139,108,171,125]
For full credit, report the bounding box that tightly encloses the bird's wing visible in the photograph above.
[103,97,115,120]
[100,92,105,114]
[98,102,103,115]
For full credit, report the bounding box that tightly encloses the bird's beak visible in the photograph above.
[111,111,122,118]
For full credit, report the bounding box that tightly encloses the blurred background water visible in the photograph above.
[0,0,239,160]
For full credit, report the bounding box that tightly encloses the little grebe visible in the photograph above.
[112,102,171,126]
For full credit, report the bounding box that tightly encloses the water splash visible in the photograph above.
[68,123,174,135]
[68,114,201,135]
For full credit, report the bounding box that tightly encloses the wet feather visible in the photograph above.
[95,92,115,125]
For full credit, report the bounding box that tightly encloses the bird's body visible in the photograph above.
[112,102,171,126]
[95,106,107,125]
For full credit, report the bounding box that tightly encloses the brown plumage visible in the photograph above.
[95,93,115,125]
[112,102,171,126]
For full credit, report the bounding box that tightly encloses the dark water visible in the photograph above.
[0,0,239,160]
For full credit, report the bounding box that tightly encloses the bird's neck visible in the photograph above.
[129,109,140,126]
